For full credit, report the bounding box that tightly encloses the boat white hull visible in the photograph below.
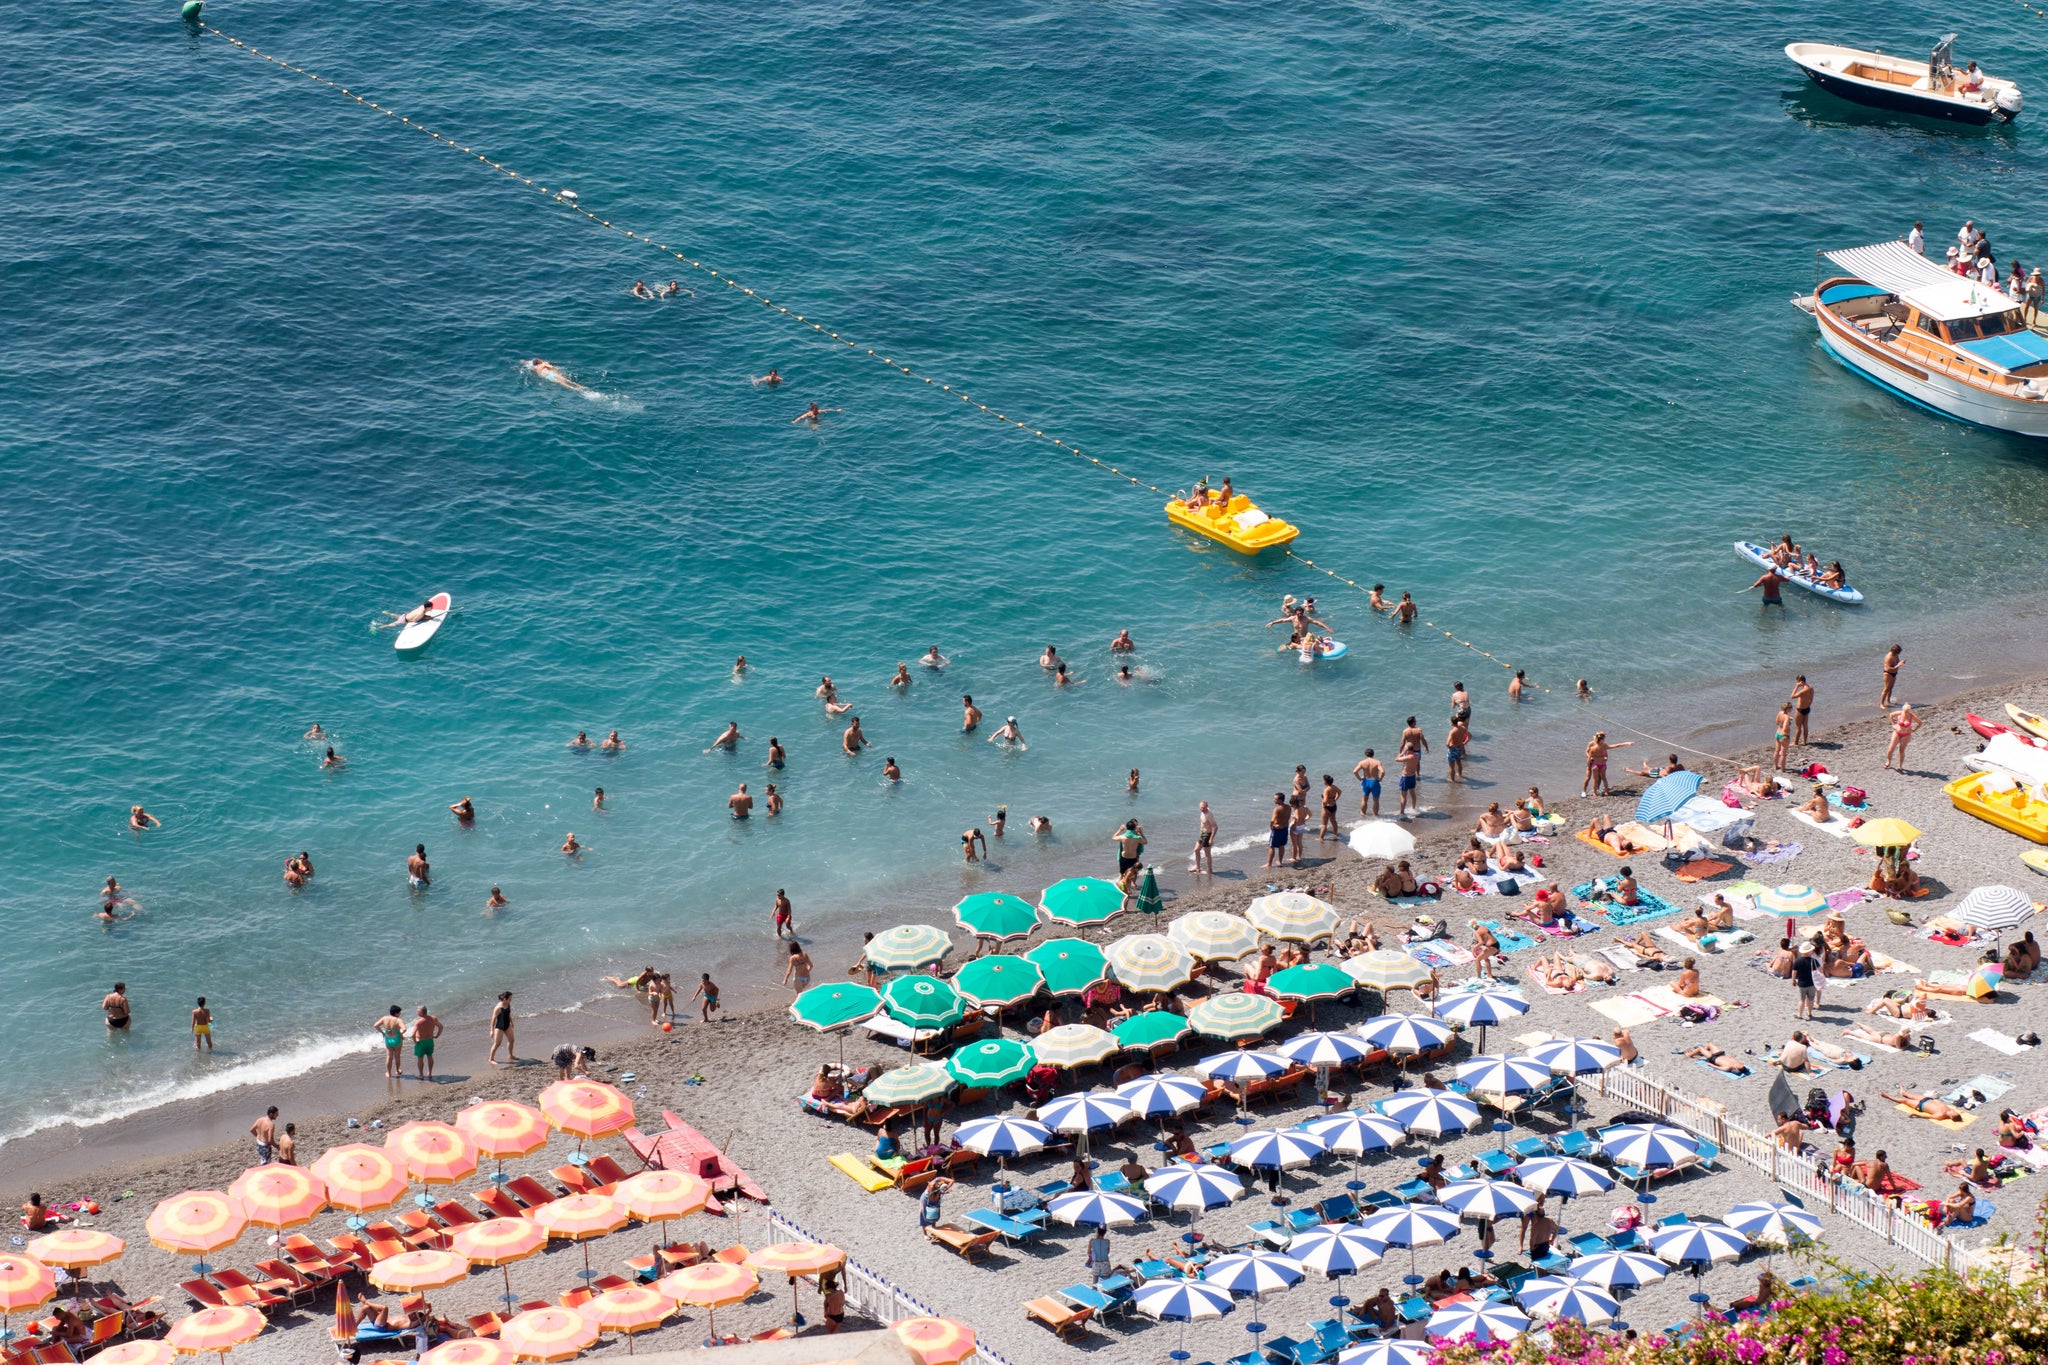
[1814,310,2048,437]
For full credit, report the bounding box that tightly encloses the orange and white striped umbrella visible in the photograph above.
[657,1262,756,1308]
[166,1305,265,1357]
[451,1218,546,1266]
[309,1143,410,1213]
[369,1248,470,1293]
[744,1243,845,1277]
[95,1342,176,1365]
[589,1284,674,1336]
[615,1170,710,1223]
[535,1081,633,1139]
[421,1341,516,1365]
[386,1121,480,1185]
[532,1193,627,1242]
[498,1306,598,1362]
[0,1254,56,1314]
[26,1228,125,1269]
[147,1191,246,1256]
[455,1101,550,1159]
[896,1317,978,1365]
[227,1164,327,1230]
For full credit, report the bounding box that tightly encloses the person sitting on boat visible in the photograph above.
[1800,552,1822,580]
[1771,535,1799,568]
[1820,561,1846,589]
[1959,60,1986,93]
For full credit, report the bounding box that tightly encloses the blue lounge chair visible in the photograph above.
[1654,1212,1691,1227]
[1554,1130,1594,1159]
[963,1209,1043,1245]
[1248,1219,1293,1250]
[1397,1296,1431,1323]
[1262,1333,1335,1364]
[1474,1149,1517,1177]
[1318,1193,1360,1223]
[1058,1278,1134,1318]
[1393,1179,1432,1202]
[1568,1232,1608,1256]
[1094,1171,1131,1195]
[1608,1228,1644,1251]
[1511,1135,1552,1160]
[1787,1276,1818,1292]
[1135,1259,1179,1282]
[1359,1189,1401,1211]
[1306,1318,1357,1353]
[1533,1250,1571,1273]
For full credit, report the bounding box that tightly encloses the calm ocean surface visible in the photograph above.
[6,0,2048,1139]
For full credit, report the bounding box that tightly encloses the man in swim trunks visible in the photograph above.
[192,997,212,1052]
[1264,793,1289,869]
[1115,820,1146,875]
[962,827,987,863]
[104,982,130,1031]
[374,1005,405,1077]
[707,722,739,752]
[1445,719,1469,782]
[842,717,868,755]
[960,695,981,732]
[728,783,754,819]
[694,972,721,1022]
[1449,682,1471,724]
[251,1106,278,1164]
[1353,749,1384,816]
[1790,675,1815,745]
[1192,800,1217,873]
[1110,629,1135,653]
[1749,568,1786,606]
[1684,1045,1749,1074]
[407,844,430,888]
[1882,1088,1965,1122]
[1396,744,1422,818]
[411,1006,443,1080]
[1320,775,1341,837]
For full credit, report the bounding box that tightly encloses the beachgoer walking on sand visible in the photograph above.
[1884,702,1920,770]
[1192,800,1217,873]
[411,1006,443,1080]
[251,1107,278,1163]
[1880,644,1902,707]
[104,982,130,1031]
[693,973,721,1022]
[1773,703,1793,772]
[1583,732,1630,797]
[1264,793,1289,869]
[489,992,517,1065]
[192,997,212,1052]
[1354,749,1384,816]
[1396,743,1423,818]
[407,844,430,889]
[1446,718,1470,782]
[1790,675,1815,745]
[783,943,813,991]
[374,1005,405,1077]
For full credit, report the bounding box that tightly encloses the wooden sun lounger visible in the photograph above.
[1024,1297,1093,1340]
[924,1225,999,1263]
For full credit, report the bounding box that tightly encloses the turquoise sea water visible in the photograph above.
[7,0,2048,1140]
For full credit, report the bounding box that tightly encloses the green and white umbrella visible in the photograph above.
[883,974,968,1030]
[1168,910,1260,961]
[1135,866,1165,916]
[1266,963,1355,1002]
[1024,938,1110,996]
[1342,948,1433,993]
[1106,933,1198,993]
[1115,1010,1193,1052]
[947,1038,1035,1088]
[866,923,954,972]
[1033,1023,1120,1069]
[1189,992,1285,1040]
[952,892,1040,942]
[951,955,1045,1009]
[863,1062,956,1107]
[788,983,882,1033]
[1244,891,1339,942]
[1040,877,1128,927]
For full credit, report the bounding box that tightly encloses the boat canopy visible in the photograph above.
[1822,240,2017,321]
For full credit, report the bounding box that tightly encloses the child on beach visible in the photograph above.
[693,973,721,1023]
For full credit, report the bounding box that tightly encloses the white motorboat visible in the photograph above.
[1786,36,2020,124]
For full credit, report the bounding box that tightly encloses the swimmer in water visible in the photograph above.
[764,737,785,769]
[706,722,741,753]
[568,731,592,749]
[373,600,437,631]
[791,402,840,426]
[632,280,655,300]
[561,832,582,856]
[487,886,509,912]
[1029,815,1052,834]
[754,369,783,386]
[919,645,948,669]
[1110,629,1136,653]
[962,695,982,731]
[303,723,325,740]
[1039,644,1061,669]
[525,359,589,393]
[989,716,1027,750]
[1369,584,1388,611]
[601,729,626,752]
[1117,664,1134,684]
[321,746,345,769]
[450,796,475,823]
[842,717,868,755]
[733,655,748,675]
[890,663,911,689]
[883,756,901,782]
[660,280,691,299]
[592,787,605,810]
[129,804,162,831]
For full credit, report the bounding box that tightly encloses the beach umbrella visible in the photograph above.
[1650,1222,1749,1269]
[1136,866,1165,916]
[588,1286,675,1353]
[1134,1277,1234,1360]
[1757,884,1828,918]
[954,1116,1051,1159]
[1305,1111,1407,1156]
[747,1243,846,1319]
[787,982,882,1032]
[1355,1012,1453,1054]
[309,1145,409,1214]
[534,1194,629,1282]
[370,1248,470,1293]
[451,1218,546,1307]
[1032,1023,1119,1069]
[1040,877,1127,927]
[1037,1091,1133,1133]
[536,1081,634,1141]
[1337,1342,1430,1365]
[1279,1031,1373,1069]
[1169,910,1261,961]
[166,1305,265,1361]
[387,1121,479,1186]
[866,923,953,972]
[1426,1301,1529,1343]
[1851,817,1922,847]
[1267,963,1356,1003]
[456,1101,551,1162]
[1516,1156,1614,1198]
[1115,1010,1194,1052]
[0,1255,56,1334]
[421,1342,515,1365]
[1453,1055,1551,1095]
[1517,1276,1618,1325]
[1377,1089,1480,1136]
[896,1318,978,1365]
[1634,771,1703,824]
[1196,1049,1290,1081]
[1117,1073,1208,1119]
[660,1263,758,1343]
[1189,992,1283,1040]
[952,892,1039,941]
[1203,1249,1305,1295]
[1723,1201,1823,1246]
[1023,938,1109,996]
[497,1306,598,1362]
[1957,884,2036,933]
[1146,1164,1245,1212]
[146,1191,246,1267]
[1566,1249,1668,1289]
[1343,951,1434,994]
[224,1165,325,1233]
[1107,933,1198,993]
[1360,1204,1462,1280]
[1349,821,1418,861]
[1968,962,2005,998]
[1528,1037,1621,1076]
[1601,1123,1698,1169]
[1288,1222,1386,1276]
[863,1062,955,1107]
[882,974,967,1030]
[1047,1191,1148,1228]
[1439,1180,1538,1221]
[26,1229,124,1272]
[616,1169,712,1223]
[947,1038,1035,1088]
[950,956,1044,1009]
[1245,891,1339,942]
[1229,1128,1329,1171]
[96,1345,177,1365]
[1433,991,1530,1052]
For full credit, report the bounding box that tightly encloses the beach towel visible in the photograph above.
[1477,920,1538,954]
[830,1153,893,1192]
[1571,882,1684,928]
[1746,952,1788,980]
[1523,963,1586,995]
[1739,841,1803,868]
[1790,809,1855,839]
[1597,947,1644,972]
[1865,1171,1923,1195]
[1944,1074,2015,1106]
[1589,995,1670,1028]
[1658,926,1715,956]
[1408,941,1473,969]
[1825,889,1871,915]
[1636,985,1723,1013]
[1672,859,1734,883]
[1576,831,1631,858]
[1968,1028,2027,1057]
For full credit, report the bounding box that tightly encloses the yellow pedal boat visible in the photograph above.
[1165,493,1300,554]
[1946,769,2048,844]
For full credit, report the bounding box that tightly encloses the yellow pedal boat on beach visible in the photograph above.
[1165,492,1300,554]
[1946,769,2048,843]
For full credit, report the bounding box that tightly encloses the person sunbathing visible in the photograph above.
[1866,991,1931,1020]
[1671,908,1712,940]
[1701,895,1737,930]
[1831,1136,1856,1175]
[1591,867,1640,907]
[1510,802,1537,833]
[810,1066,847,1103]
[1910,977,1979,1002]
[359,1298,429,1332]
[1823,942,1876,979]
[1476,804,1511,839]
[1685,1044,1749,1074]
[1512,894,1559,927]
[1449,867,1479,893]
[1937,1183,1977,1227]
[1672,957,1701,997]
[1530,954,1579,992]
[1797,785,1831,821]
[1765,937,1795,977]
[1806,1037,1863,1069]
[1587,815,1639,855]
[1613,1027,1637,1065]
[2004,931,2040,976]
[1772,1111,1813,1150]
[1883,1087,1965,1121]
[1458,843,1489,873]
[1494,845,1528,874]
[1998,1110,2035,1149]
[1963,1149,1998,1186]
[1869,858,1922,899]
[1844,1021,1910,1050]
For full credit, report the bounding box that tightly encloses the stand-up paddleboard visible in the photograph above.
[2007,704,2048,742]
[1732,541,1864,604]
[394,593,451,653]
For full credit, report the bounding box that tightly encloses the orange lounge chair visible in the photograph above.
[433,1200,481,1228]
[473,1187,526,1221]
[1024,1297,1093,1340]
[79,1315,123,1354]
[585,1155,634,1185]
[553,1165,601,1196]
[465,1314,504,1339]
[504,1177,558,1210]
[179,1281,230,1311]
[924,1225,998,1263]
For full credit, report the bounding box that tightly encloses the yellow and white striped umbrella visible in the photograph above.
[1106,933,1197,992]
[166,1305,265,1357]
[1188,992,1284,1040]
[1245,892,1339,942]
[309,1144,410,1214]
[1032,1023,1119,1068]
[1341,948,1433,992]
[226,1164,326,1230]
[1167,910,1261,961]
[369,1249,470,1293]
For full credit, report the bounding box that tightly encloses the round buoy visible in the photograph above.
[181,0,203,16]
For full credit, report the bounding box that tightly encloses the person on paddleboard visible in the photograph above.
[374,600,438,630]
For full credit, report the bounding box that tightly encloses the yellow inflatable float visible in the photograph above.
[1946,769,2048,843]
[1165,489,1299,554]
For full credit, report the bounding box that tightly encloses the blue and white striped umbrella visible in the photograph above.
[1566,1250,1668,1289]
[1115,1073,1208,1119]
[1528,1036,1622,1075]
[1144,1163,1244,1212]
[1650,1222,1749,1268]
[1452,1054,1551,1094]
[1133,1278,1235,1322]
[1425,1300,1530,1342]
[1304,1111,1407,1155]
[1036,1091,1134,1133]
[1278,1030,1374,1068]
[1438,1179,1538,1221]
[1195,1049,1291,1081]
[1515,1156,1615,1198]
[1355,1013,1454,1054]
[1635,770,1703,824]
[1201,1249,1305,1295]
[1337,1342,1431,1365]
[1357,1203,1461,1250]
[1229,1128,1330,1170]
[1517,1276,1620,1324]
[952,1116,1051,1158]
[1046,1190,1149,1228]
[1602,1123,1699,1169]
[1433,991,1531,1029]
[1288,1222,1386,1275]
[1723,1201,1823,1245]
[1376,1088,1481,1136]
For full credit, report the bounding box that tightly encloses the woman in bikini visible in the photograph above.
[1470,922,1499,978]
[1797,784,1831,821]
[1773,704,1793,772]
[1883,702,1920,771]
[1845,1020,1910,1050]
[1620,928,1669,965]
[1583,732,1632,797]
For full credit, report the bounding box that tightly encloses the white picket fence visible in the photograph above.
[1585,1066,1998,1274]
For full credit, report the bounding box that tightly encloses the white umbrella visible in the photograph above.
[1349,821,1417,860]
[1452,1054,1551,1095]
[1144,1164,1244,1213]
[1201,1250,1305,1296]
[1437,1179,1538,1221]
[1602,1123,1698,1169]
[1376,1089,1481,1136]
[1194,1050,1289,1082]
[1288,1221,1386,1276]
[1046,1191,1147,1228]
[1649,1222,1750,1268]
[1278,1031,1373,1068]
[1566,1250,1668,1289]
[1354,1013,1452,1054]
[1132,1278,1234,1360]
[1515,1156,1614,1198]
[1723,1201,1823,1246]
[1229,1129,1329,1170]
[953,1116,1050,1159]
[1357,1204,1462,1277]
[1338,1342,1431,1365]
[1425,1300,1529,1342]
[1432,991,1531,1050]
[1528,1037,1621,1075]
[1036,1091,1132,1134]
[1115,1074,1208,1120]
[1304,1111,1407,1155]
[1517,1276,1619,1324]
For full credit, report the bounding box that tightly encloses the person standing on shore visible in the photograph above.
[1790,675,1816,746]
[1354,749,1383,817]
[1884,702,1921,771]
[1396,744,1423,817]
[1192,800,1217,873]
[277,1123,297,1165]
[1446,717,1470,782]
[693,973,721,1023]
[192,997,212,1053]
[1116,820,1147,877]
[103,982,131,1032]
[1880,645,1903,708]
[1400,716,1429,764]
[1773,703,1794,772]
[251,1106,278,1163]
[489,991,516,1067]
[773,890,795,939]
[783,943,812,991]
[411,1005,443,1080]
[1320,775,1341,838]
[1583,732,1629,797]
[1288,795,1308,864]
[1264,793,1289,869]
[375,1005,405,1077]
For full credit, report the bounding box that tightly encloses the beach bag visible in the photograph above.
[1918,1034,1937,1055]
[1496,878,1520,896]
[1678,1004,1717,1024]
[1841,786,1867,807]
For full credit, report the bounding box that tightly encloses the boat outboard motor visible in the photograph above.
[1996,84,2023,115]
